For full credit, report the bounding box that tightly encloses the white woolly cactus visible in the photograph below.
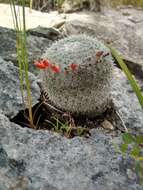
[42,35,113,116]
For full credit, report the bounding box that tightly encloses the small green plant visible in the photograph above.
[10,0,34,128]
[116,133,143,184]
[76,127,85,136]
[46,117,72,137]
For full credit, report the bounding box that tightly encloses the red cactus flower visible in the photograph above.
[33,61,47,69]
[42,59,49,67]
[33,59,49,69]
[96,51,104,57]
[70,63,77,71]
[50,64,60,73]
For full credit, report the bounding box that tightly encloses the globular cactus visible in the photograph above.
[41,35,113,116]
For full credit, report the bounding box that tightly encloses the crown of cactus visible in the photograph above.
[41,35,113,116]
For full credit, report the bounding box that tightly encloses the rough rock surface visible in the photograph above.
[0,4,66,29]
[62,8,143,70]
[27,26,63,40]
[111,68,143,131]
[0,26,61,72]
[0,5,143,71]
[0,58,40,118]
[61,0,108,13]
[0,54,143,189]
[0,111,142,190]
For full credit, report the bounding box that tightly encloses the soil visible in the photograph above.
[10,90,126,138]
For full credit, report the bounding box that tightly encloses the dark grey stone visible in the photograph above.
[0,64,142,189]
[0,58,40,117]
[0,114,142,190]
[111,68,143,131]
[62,9,143,71]
[0,146,8,167]
[0,26,62,73]
[27,26,63,40]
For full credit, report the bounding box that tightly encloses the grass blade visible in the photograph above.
[108,46,143,109]
[10,0,34,127]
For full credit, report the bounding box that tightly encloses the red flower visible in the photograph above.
[33,59,49,69]
[50,64,60,73]
[33,59,60,73]
[70,63,77,71]
[33,61,47,69]
[42,59,49,67]
[96,51,104,57]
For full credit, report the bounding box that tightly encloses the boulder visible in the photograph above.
[62,8,143,72]
[0,58,40,118]
[111,68,143,130]
[0,54,143,189]
[27,26,63,40]
[0,26,62,72]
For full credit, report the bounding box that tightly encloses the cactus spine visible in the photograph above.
[42,35,113,116]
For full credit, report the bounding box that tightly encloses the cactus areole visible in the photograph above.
[42,35,113,116]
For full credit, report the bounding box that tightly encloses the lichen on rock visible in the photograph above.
[42,35,114,116]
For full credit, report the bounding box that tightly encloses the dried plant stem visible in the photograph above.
[30,0,33,11]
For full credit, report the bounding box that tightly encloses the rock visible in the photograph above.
[0,111,142,190]
[27,26,63,40]
[111,68,143,131]
[0,4,67,29]
[101,120,114,131]
[126,169,137,181]
[0,58,40,118]
[62,9,143,71]
[62,0,76,13]
[0,60,143,189]
[0,26,61,72]
[52,20,66,29]
[61,0,109,13]
[122,11,131,16]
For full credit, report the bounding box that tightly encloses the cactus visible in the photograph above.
[42,35,113,116]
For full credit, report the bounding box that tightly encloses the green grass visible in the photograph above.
[109,46,143,109]
[10,0,34,128]
[110,0,143,8]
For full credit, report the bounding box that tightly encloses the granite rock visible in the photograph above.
[0,63,142,189]
[62,8,143,71]
[0,26,62,73]
[0,58,40,118]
